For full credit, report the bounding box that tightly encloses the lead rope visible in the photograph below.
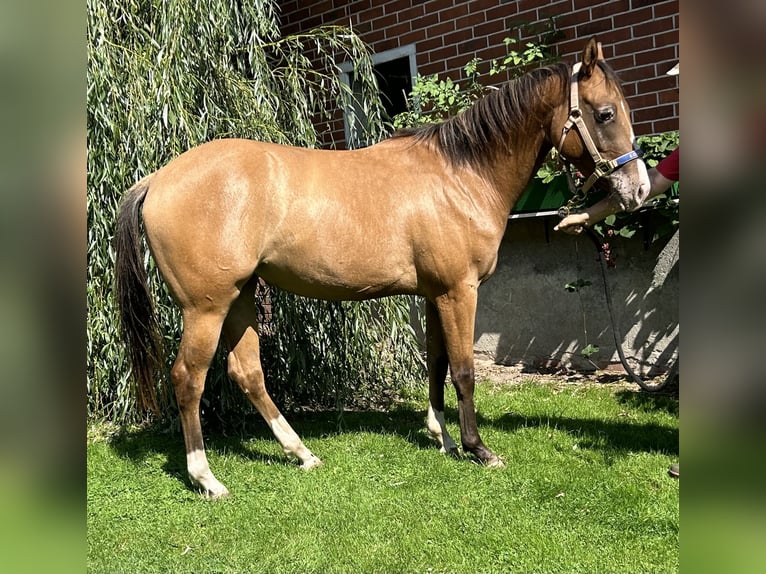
[580,226,677,392]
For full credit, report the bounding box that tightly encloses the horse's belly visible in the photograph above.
[257,252,418,301]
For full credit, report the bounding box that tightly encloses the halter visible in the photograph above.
[556,62,642,196]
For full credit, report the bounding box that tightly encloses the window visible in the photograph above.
[340,45,417,147]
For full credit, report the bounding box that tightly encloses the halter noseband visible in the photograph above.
[557,62,642,195]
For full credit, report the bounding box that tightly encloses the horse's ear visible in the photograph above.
[581,37,599,78]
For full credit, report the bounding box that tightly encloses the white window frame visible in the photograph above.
[339,44,418,146]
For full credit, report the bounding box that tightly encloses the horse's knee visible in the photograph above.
[450,364,475,400]
[450,363,475,383]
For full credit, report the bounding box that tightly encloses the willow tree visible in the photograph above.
[87,0,424,424]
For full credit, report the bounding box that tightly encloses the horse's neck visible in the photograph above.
[483,84,563,216]
[482,131,552,217]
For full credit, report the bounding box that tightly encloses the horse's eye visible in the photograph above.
[596,107,615,123]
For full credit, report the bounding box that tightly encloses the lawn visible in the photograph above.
[87,380,678,573]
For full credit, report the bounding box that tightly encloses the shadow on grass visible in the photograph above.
[108,388,677,492]
[108,404,431,489]
[474,389,677,456]
[480,410,678,456]
[614,389,679,417]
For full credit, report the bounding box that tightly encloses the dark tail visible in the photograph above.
[114,176,162,414]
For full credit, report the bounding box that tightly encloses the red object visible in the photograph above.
[656,147,679,181]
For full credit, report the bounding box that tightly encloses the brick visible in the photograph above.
[371,12,398,29]
[310,0,334,17]
[484,31,515,54]
[620,81,636,98]
[419,35,444,53]
[475,19,509,39]
[287,6,311,26]
[375,38,400,53]
[420,60,446,76]
[442,28,475,49]
[653,0,679,18]
[384,0,412,16]
[480,42,509,64]
[438,3,471,23]
[538,0,576,21]
[612,6,652,28]
[425,18,456,39]
[614,36,654,57]
[427,44,458,64]
[654,30,679,50]
[627,92,658,110]
[347,0,372,11]
[482,3,517,24]
[637,75,677,93]
[555,9,593,29]
[397,4,426,23]
[632,103,674,123]
[400,29,427,47]
[364,27,386,45]
[457,35,489,54]
[631,120,652,136]
[280,0,298,15]
[610,54,635,71]
[632,16,675,39]
[634,46,676,67]
[456,10,487,30]
[446,53,472,72]
[358,5,384,22]
[630,0,658,8]
[573,0,610,7]
[422,0,448,16]
[619,63,655,83]
[410,9,441,31]
[385,21,412,39]
[592,27,632,47]
[652,117,679,134]
[577,18,615,38]
[591,0,630,20]
[657,88,678,105]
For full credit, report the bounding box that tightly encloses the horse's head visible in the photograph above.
[554,37,650,212]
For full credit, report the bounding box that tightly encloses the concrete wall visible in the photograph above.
[473,214,678,373]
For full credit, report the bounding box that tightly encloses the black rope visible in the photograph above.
[583,228,676,392]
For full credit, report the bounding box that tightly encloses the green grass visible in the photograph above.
[88,381,678,573]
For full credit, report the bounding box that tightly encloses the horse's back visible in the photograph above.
[140,138,439,302]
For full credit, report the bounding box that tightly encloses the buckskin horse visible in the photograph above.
[115,38,649,498]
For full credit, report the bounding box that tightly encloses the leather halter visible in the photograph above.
[557,62,642,194]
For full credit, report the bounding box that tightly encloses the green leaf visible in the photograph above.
[581,344,599,358]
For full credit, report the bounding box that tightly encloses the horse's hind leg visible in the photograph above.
[172,309,231,499]
[425,301,459,455]
[223,280,321,470]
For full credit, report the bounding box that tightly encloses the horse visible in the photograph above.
[114,37,649,498]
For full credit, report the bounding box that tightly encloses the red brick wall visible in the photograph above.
[279,0,678,145]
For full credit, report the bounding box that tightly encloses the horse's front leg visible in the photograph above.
[434,287,504,467]
[425,300,459,455]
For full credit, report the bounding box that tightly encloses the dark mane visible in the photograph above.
[392,61,622,169]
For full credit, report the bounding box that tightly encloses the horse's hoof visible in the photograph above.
[485,455,505,469]
[203,484,230,500]
[300,456,323,470]
[441,446,462,459]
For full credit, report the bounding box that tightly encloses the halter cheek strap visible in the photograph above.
[557,62,642,194]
